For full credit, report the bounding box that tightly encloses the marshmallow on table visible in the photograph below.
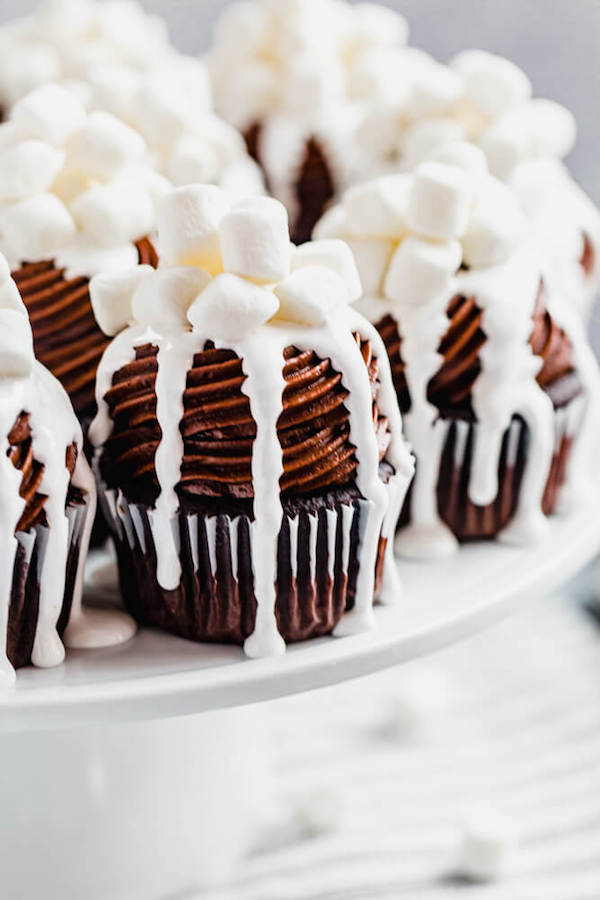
[66,111,145,180]
[384,235,461,307]
[451,50,532,118]
[158,185,230,274]
[90,265,154,336]
[275,265,351,326]
[0,140,65,200]
[461,176,525,268]
[0,193,76,264]
[71,179,154,248]
[344,175,411,239]
[293,240,362,301]
[0,309,34,376]
[407,161,474,241]
[220,197,291,284]
[132,266,211,327]
[11,84,86,147]
[187,273,278,341]
[457,810,517,882]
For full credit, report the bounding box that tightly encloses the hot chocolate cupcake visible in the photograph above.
[0,257,135,681]
[317,146,599,556]
[89,186,413,655]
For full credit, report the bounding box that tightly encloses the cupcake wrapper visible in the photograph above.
[8,497,91,669]
[101,487,389,646]
[402,400,584,541]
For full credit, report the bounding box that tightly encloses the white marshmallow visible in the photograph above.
[507,98,577,160]
[132,267,211,327]
[346,238,395,297]
[457,811,516,882]
[293,240,362,301]
[71,180,154,248]
[11,84,86,147]
[167,135,221,187]
[211,61,277,128]
[407,62,463,118]
[0,140,65,200]
[402,117,466,168]
[275,265,350,325]
[461,176,525,268]
[134,81,189,150]
[479,122,529,181]
[158,185,229,274]
[407,161,474,241]
[0,309,34,376]
[349,48,412,108]
[344,175,411,239]
[384,235,461,307]
[281,57,345,117]
[0,270,27,315]
[220,197,291,284]
[67,111,145,180]
[352,3,409,47]
[90,265,154,336]
[427,141,488,186]
[0,45,61,109]
[50,170,89,206]
[187,273,278,341]
[0,193,76,265]
[313,203,348,240]
[212,0,271,54]
[451,50,532,118]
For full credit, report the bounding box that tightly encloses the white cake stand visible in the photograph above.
[2,489,600,900]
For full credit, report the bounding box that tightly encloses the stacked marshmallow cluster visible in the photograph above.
[316,140,526,304]
[0,83,166,273]
[90,185,362,340]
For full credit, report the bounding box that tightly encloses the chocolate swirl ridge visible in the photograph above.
[100,337,391,506]
[13,238,158,420]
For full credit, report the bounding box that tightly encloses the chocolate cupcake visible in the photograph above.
[0,260,135,682]
[89,186,413,656]
[317,148,599,556]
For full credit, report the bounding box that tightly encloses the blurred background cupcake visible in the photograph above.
[89,186,413,655]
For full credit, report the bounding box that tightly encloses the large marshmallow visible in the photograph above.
[0,140,65,200]
[0,309,34,376]
[0,193,76,264]
[384,235,462,307]
[451,50,532,118]
[461,176,525,268]
[402,117,466,168]
[293,240,362,302]
[132,266,211,327]
[344,175,411,239]
[158,185,229,274]
[11,84,86,147]
[457,811,516,882]
[346,238,395,297]
[71,180,154,248]
[220,197,291,284]
[427,141,488,186]
[407,161,474,241]
[67,111,145,180]
[275,265,350,325]
[90,265,154,336]
[187,273,278,341]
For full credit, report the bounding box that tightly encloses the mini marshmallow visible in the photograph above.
[281,57,345,117]
[346,238,395,297]
[0,309,34,376]
[50,170,89,205]
[220,197,291,284]
[312,203,348,240]
[167,135,221,187]
[461,176,525,268]
[90,265,154,336]
[0,140,65,200]
[0,45,61,109]
[293,240,362,301]
[407,161,473,241]
[352,3,409,47]
[407,62,463,118]
[402,118,466,169]
[275,265,350,325]
[457,811,516,882]
[212,0,271,54]
[344,175,411,239]
[67,111,145,180]
[384,235,461,307]
[451,50,532,118]
[0,193,76,264]
[507,98,577,160]
[427,141,488,186]
[71,180,154,248]
[158,185,230,274]
[132,266,211,327]
[187,273,278,341]
[479,123,529,181]
[11,84,86,147]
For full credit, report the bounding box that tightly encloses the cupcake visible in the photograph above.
[89,186,413,656]
[0,257,135,682]
[316,146,600,556]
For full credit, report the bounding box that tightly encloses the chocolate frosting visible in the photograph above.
[100,337,391,507]
[7,412,78,534]
[378,279,581,418]
[12,238,158,420]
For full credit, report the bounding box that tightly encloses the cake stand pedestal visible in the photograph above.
[1,488,599,900]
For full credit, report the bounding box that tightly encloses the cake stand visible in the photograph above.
[2,487,600,900]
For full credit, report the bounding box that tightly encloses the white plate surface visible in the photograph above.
[2,487,599,731]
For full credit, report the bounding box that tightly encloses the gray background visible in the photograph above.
[0,0,598,203]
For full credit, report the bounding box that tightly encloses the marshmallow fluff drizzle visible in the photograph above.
[0,259,135,684]
[89,187,414,657]
[316,145,600,557]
